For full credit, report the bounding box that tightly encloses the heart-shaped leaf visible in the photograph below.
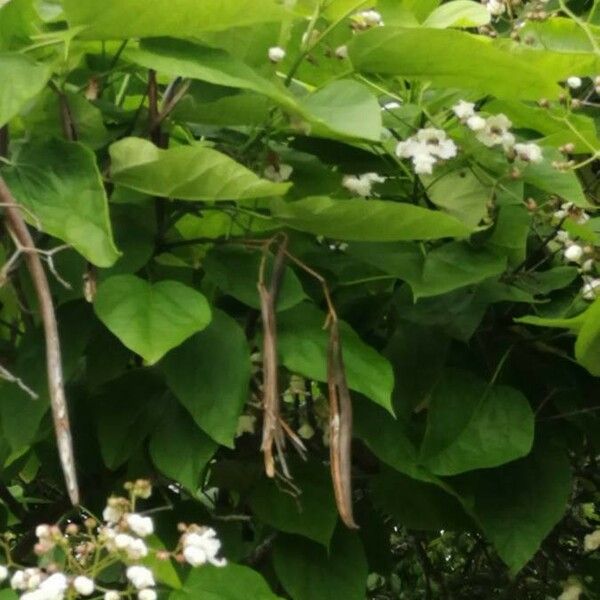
[94,275,212,364]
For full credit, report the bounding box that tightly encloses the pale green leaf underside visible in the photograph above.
[272,196,471,241]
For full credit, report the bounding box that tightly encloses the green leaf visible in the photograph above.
[160,310,251,448]
[422,1,490,29]
[0,0,37,49]
[353,398,432,482]
[94,275,212,364]
[64,0,287,39]
[3,139,120,267]
[203,246,306,312]
[272,197,471,241]
[0,302,95,451]
[110,138,290,201]
[423,168,491,229]
[298,80,382,142]
[371,467,473,530]
[0,53,49,127]
[521,148,589,207]
[126,38,295,109]
[348,27,562,100]
[277,303,394,413]
[273,529,367,600]
[351,241,507,299]
[142,535,182,589]
[455,440,572,573]
[149,404,217,491]
[575,299,600,376]
[94,370,168,470]
[248,461,338,547]
[170,564,281,600]
[419,369,534,475]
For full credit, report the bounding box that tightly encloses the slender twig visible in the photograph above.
[0,174,79,505]
[0,363,38,399]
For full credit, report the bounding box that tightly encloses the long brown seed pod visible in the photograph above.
[0,175,79,505]
[328,319,358,529]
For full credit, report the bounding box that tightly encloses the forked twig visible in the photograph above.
[0,363,38,400]
[0,174,79,505]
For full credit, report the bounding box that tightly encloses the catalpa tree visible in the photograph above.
[0,0,599,598]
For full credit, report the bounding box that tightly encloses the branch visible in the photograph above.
[0,174,79,506]
[0,363,38,400]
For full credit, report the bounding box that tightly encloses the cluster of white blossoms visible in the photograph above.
[552,204,599,300]
[0,480,226,600]
[484,0,506,16]
[395,128,458,175]
[350,9,384,30]
[342,172,386,197]
[453,100,543,163]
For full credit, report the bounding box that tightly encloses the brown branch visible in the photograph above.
[0,174,79,506]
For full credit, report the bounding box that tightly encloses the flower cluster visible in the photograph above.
[342,172,385,197]
[0,480,226,600]
[484,0,506,16]
[552,203,599,301]
[350,9,384,30]
[395,128,458,174]
[453,100,543,163]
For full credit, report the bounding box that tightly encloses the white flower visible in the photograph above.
[35,525,51,540]
[268,46,285,63]
[486,0,505,16]
[0,565,8,582]
[466,115,486,131]
[342,172,385,197]
[396,128,457,174]
[559,581,583,600]
[358,9,383,27]
[182,528,227,568]
[138,590,157,600]
[126,566,155,590]
[115,533,135,550]
[11,569,42,592]
[382,101,401,110]
[585,529,600,550]
[564,244,585,264]
[103,499,127,524]
[476,114,514,150]
[114,533,148,559]
[334,45,348,59]
[555,230,571,244]
[104,592,120,600]
[567,76,582,89]
[452,100,475,121]
[582,278,600,300]
[127,538,149,560]
[11,570,26,590]
[582,259,595,273]
[264,163,293,182]
[514,142,543,163]
[416,128,458,159]
[126,514,154,538]
[412,151,437,174]
[73,576,95,596]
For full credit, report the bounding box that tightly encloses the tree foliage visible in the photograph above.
[0,0,600,598]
